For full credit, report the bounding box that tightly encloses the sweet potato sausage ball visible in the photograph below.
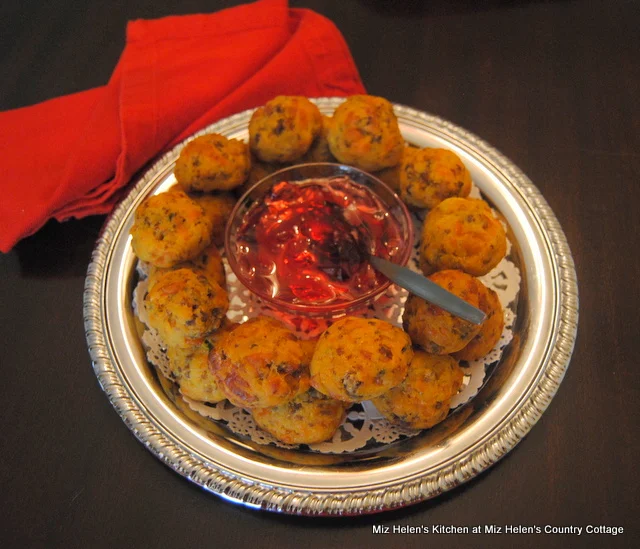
[420,197,507,276]
[372,352,464,430]
[174,133,250,192]
[167,343,226,403]
[299,115,335,163]
[453,284,504,362]
[310,317,413,402]
[374,154,404,194]
[251,388,348,445]
[249,96,323,163]
[403,270,484,355]
[239,155,282,196]
[164,318,236,386]
[190,192,237,246]
[399,147,472,210]
[130,189,213,268]
[148,242,226,290]
[145,268,229,348]
[299,337,318,361]
[209,316,312,409]
[188,243,226,288]
[327,95,404,172]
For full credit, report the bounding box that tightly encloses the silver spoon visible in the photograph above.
[369,256,486,325]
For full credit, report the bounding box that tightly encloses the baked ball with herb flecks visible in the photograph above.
[372,351,464,430]
[144,268,228,348]
[374,158,403,194]
[310,317,413,402]
[209,316,312,409]
[190,192,237,246]
[298,115,335,163]
[420,197,507,276]
[167,342,226,403]
[130,189,213,268]
[165,319,237,402]
[453,284,504,362]
[174,133,250,192]
[251,388,348,445]
[148,242,226,290]
[237,155,283,197]
[188,243,226,288]
[249,96,323,163]
[403,270,485,355]
[327,95,404,172]
[398,147,472,210]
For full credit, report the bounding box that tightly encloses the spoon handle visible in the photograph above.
[369,256,486,325]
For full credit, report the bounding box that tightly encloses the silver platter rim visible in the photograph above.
[84,98,578,515]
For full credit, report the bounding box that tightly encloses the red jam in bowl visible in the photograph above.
[233,176,405,306]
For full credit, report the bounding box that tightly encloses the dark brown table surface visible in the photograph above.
[1,1,638,547]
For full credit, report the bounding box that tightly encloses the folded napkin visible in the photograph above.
[0,0,365,253]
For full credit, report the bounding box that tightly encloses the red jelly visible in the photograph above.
[233,177,405,306]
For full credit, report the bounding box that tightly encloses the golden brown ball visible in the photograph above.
[403,270,484,355]
[453,284,504,362]
[372,351,464,430]
[148,242,226,290]
[398,147,472,210]
[299,337,318,361]
[167,343,226,403]
[374,160,403,194]
[188,243,226,288]
[327,95,404,172]
[251,388,348,445]
[190,192,236,246]
[310,317,413,402]
[420,197,507,276]
[298,115,335,163]
[249,96,323,163]
[209,316,312,409]
[130,189,212,268]
[174,133,250,192]
[238,155,283,196]
[145,268,229,348]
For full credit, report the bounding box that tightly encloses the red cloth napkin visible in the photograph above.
[0,0,365,253]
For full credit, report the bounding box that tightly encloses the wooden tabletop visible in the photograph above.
[1,1,638,547]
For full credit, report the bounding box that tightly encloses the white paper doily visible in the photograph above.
[132,193,520,454]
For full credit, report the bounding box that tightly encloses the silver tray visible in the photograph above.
[84,98,578,515]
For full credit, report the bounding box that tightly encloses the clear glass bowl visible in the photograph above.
[225,163,414,317]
